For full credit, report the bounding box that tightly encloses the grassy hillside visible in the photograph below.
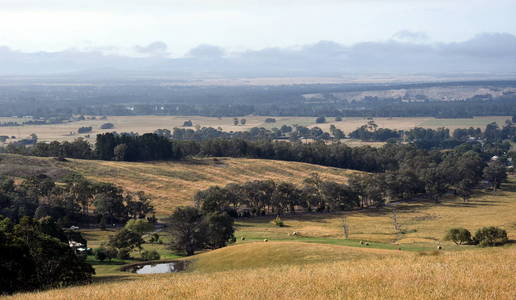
[0,154,360,215]
[188,241,408,273]
[8,247,515,300]
[234,177,516,244]
[65,158,359,215]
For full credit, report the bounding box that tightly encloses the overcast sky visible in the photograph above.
[1,0,515,56]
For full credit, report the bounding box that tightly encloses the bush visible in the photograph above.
[473,226,508,247]
[141,249,160,261]
[444,228,471,245]
[272,216,284,227]
[264,118,276,123]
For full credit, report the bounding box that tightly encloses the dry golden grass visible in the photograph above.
[0,115,510,144]
[64,157,360,216]
[236,176,516,245]
[8,247,515,300]
[188,241,407,273]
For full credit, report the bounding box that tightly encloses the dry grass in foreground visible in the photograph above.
[8,247,515,300]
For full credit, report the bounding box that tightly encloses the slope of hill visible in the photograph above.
[8,246,515,300]
[0,154,360,215]
[187,241,407,273]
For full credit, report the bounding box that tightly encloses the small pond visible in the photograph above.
[124,261,188,274]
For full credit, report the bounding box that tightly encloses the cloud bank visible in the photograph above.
[0,33,515,77]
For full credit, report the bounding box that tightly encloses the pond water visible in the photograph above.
[128,261,187,274]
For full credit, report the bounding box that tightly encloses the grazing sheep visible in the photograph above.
[264,239,268,242]
[292,231,298,236]
[437,245,442,250]
[241,237,246,241]
[365,242,369,246]
[359,241,364,245]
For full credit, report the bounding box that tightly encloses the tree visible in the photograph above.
[315,116,326,124]
[444,228,471,245]
[203,212,235,249]
[107,228,144,252]
[483,161,507,191]
[0,216,94,294]
[125,219,153,234]
[95,247,107,261]
[100,123,115,130]
[473,227,508,247]
[113,144,128,161]
[125,191,154,219]
[168,206,206,256]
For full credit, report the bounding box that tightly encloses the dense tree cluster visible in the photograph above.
[194,147,508,216]
[0,174,154,225]
[167,206,235,256]
[348,120,516,149]
[0,216,94,294]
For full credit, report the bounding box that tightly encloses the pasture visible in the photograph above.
[3,154,515,299]
[7,246,515,300]
[0,115,511,144]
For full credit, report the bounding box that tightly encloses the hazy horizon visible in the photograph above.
[1,0,515,78]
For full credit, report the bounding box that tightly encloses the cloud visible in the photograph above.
[134,41,168,56]
[187,44,225,58]
[0,32,515,76]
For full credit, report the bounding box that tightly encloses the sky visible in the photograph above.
[0,0,515,56]
[0,0,515,77]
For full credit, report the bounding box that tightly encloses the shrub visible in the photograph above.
[444,228,472,245]
[183,120,193,127]
[272,216,284,227]
[473,226,508,247]
[141,249,160,261]
[264,118,276,123]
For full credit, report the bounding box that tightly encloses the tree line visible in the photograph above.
[0,173,154,226]
[193,152,508,218]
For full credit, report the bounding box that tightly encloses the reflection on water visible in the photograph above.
[128,261,187,274]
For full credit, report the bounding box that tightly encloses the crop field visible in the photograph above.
[0,115,511,144]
